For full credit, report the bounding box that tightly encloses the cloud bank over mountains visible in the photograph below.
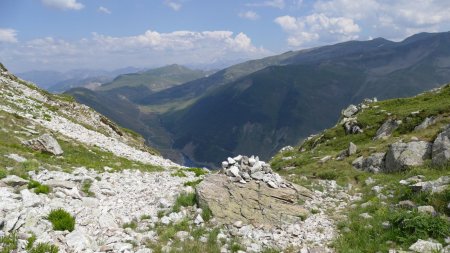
[0,29,269,72]
[275,0,450,47]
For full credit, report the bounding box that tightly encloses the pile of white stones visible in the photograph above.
[221,155,286,188]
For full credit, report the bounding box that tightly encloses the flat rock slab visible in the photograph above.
[196,174,312,227]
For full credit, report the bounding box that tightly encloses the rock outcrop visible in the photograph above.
[22,134,63,155]
[353,153,386,173]
[374,119,402,140]
[432,125,450,166]
[384,140,432,172]
[415,116,437,131]
[342,104,358,118]
[196,174,312,227]
[337,142,357,160]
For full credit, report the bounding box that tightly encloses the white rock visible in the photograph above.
[98,212,118,229]
[175,231,189,241]
[248,157,256,166]
[20,189,41,207]
[63,187,82,199]
[233,155,243,162]
[194,214,204,225]
[66,228,97,252]
[359,213,372,219]
[158,198,171,208]
[234,220,243,228]
[2,175,28,186]
[227,157,236,165]
[409,239,442,253]
[229,166,240,177]
[45,179,76,189]
[136,249,153,253]
[267,181,279,189]
[221,161,229,168]
[161,216,171,225]
[417,205,436,215]
[5,154,27,163]
[319,156,332,163]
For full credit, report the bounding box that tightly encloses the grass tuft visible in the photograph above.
[47,208,75,232]
[172,193,196,212]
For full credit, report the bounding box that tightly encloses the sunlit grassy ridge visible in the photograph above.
[271,84,450,252]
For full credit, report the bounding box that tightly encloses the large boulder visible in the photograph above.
[432,125,450,166]
[374,119,401,140]
[344,120,363,135]
[22,134,63,155]
[414,116,436,131]
[409,239,442,253]
[385,141,432,172]
[196,174,312,227]
[342,104,358,118]
[359,153,386,173]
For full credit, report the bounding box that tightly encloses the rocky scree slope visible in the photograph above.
[0,63,366,253]
[271,83,450,252]
[0,63,209,252]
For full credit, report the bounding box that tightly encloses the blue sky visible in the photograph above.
[1,0,450,72]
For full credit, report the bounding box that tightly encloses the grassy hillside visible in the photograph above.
[68,32,450,167]
[270,84,450,252]
[160,32,450,167]
[163,64,366,166]
[99,64,209,92]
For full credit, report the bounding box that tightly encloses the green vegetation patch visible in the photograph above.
[172,193,196,212]
[0,233,18,253]
[147,221,222,253]
[184,179,203,187]
[28,180,51,194]
[47,208,75,232]
[28,242,59,253]
[81,179,95,197]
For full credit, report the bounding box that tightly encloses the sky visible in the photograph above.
[1,0,450,73]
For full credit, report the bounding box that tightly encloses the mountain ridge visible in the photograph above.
[66,31,450,167]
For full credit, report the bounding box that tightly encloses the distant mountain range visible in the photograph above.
[67,32,450,167]
[17,67,142,93]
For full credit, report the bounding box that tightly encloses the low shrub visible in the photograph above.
[389,209,449,245]
[34,184,50,194]
[47,208,75,232]
[171,170,187,177]
[29,242,59,253]
[28,180,50,194]
[317,171,338,180]
[81,179,95,197]
[28,180,41,189]
[184,179,203,187]
[186,168,209,177]
[201,206,213,222]
[172,193,196,212]
[0,168,6,179]
[0,233,17,253]
[122,221,138,230]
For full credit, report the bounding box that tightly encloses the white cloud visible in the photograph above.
[41,0,84,10]
[164,0,182,11]
[0,30,270,72]
[275,0,450,47]
[313,0,450,40]
[239,11,260,20]
[275,14,360,47]
[98,6,111,14]
[247,0,285,9]
[0,28,18,43]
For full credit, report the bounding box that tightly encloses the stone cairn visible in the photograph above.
[220,155,286,189]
